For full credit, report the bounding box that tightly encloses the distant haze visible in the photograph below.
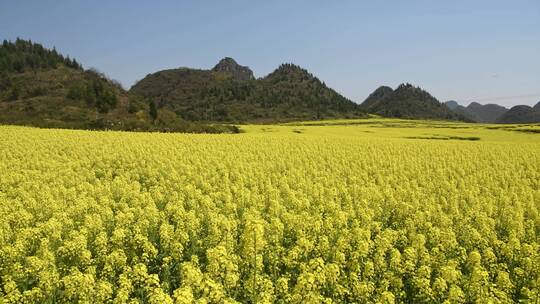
[1,1,539,107]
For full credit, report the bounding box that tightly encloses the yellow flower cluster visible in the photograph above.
[0,124,538,303]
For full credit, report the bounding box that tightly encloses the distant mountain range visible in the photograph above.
[1,38,538,131]
[496,103,540,124]
[444,101,508,123]
[444,100,540,123]
[361,87,539,124]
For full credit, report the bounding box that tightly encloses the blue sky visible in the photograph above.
[1,1,539,107]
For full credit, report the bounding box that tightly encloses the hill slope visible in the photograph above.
[361,86,393,110]
[444,101,508,123]
[130,61,364,122]
[496,105,540,124]
[443,101,477,121]
[444,100,459,110]
[0,39,237,133]
[445,99,540,124]
[464,102,508,123]
[361,84,465,120]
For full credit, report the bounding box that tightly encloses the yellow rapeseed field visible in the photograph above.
[0,120,539,303]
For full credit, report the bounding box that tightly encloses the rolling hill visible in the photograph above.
[444,101,508,123]
[4,39,535,128]
[445,100,540,124]
[466,102,508,123]
[361,86,393,110]
[130,60,364,122]
[0,39,238,133]
[443,100,476,121]
[361,84,466,120]
[496,105,540,124]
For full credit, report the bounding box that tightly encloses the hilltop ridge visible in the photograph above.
[130,60,363,122]
[496,105,540,124]
[443,101,508,123]
[361,84,466,121]
[2,38,537,129]
[0,39,238,133]
[211,57,254,81]
[444,100,540,123]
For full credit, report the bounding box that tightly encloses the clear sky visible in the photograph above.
[1,1,539,107]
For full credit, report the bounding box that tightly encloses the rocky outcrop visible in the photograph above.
[212,57,254,81]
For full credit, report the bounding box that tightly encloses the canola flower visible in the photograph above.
[0,123,538,303]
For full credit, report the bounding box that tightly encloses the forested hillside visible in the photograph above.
[444,101,508,123]
[0,39,238,133]
[130,60,364,122]
[361,84,467,121]
[496,105,540,124]
[0,38,81,73]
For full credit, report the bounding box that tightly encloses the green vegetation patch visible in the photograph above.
[404,135,481,141]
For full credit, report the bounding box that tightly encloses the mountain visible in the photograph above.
[0,39,237,133]
[130,61,364,122]
[444,100,509,123]
[465,102,508,123]
[496,105,540,124]
[444,99,540,124]
[444,100,459,110]
[361,84,466,120]
[362,86,393,110]
[211,57,254,81]
[443,100,476,121]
